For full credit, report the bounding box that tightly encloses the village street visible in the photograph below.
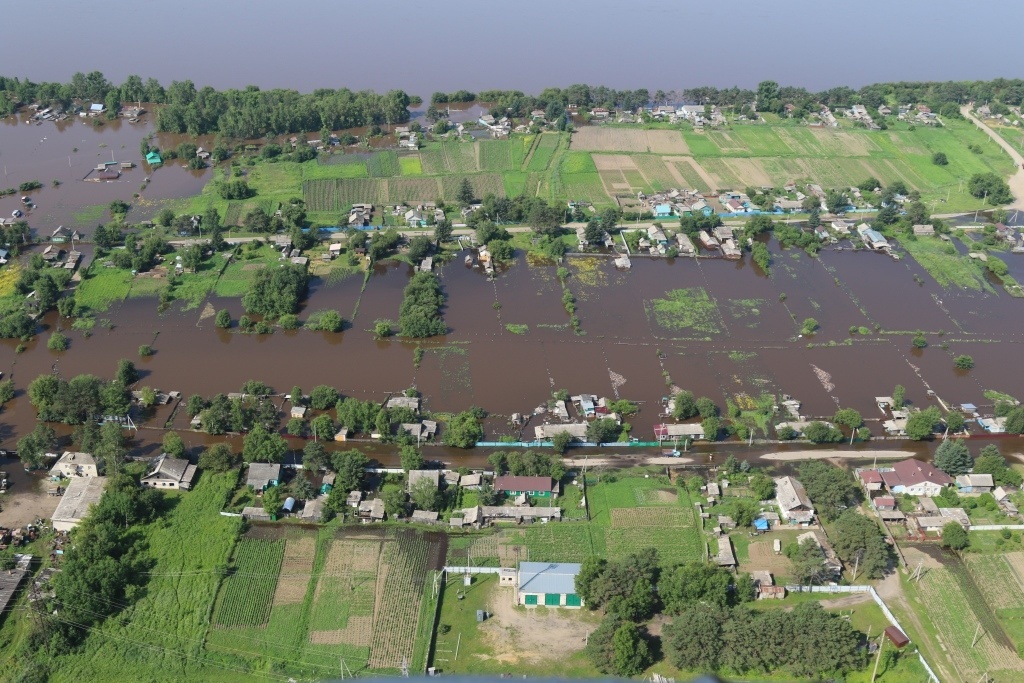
[962,104,1024,211]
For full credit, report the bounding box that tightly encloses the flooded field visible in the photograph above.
[0,111,211,229]
[2,234,1023,475]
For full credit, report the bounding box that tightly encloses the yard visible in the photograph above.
[430,573,601,677]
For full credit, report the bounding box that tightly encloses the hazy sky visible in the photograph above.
[3,0,1022,95]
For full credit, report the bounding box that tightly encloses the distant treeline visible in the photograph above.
[5,72,1024,135]
[0,72,411,137]
[427,79,1024,120]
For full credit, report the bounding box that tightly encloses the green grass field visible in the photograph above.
[214,245,280,297]
[74,266,132,310]
[42,473,242,683]
[900,236,994,291]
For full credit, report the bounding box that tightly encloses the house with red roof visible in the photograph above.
[880,459,952,497]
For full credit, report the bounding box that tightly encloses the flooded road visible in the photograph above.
[2,236,1023,471]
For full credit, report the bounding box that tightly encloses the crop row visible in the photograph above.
[214,538,286,628]
[367,533,431,669]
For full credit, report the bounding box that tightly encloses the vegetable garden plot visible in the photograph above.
[367,531,432,669]
[273,537,316,606]
[213,538,286,628]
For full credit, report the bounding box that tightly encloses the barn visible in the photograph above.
[516,562,583,608]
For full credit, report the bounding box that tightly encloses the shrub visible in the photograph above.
[954,354,974,370]
[138,344,154,357]
[47,331,69,351]
[214,309,231,328]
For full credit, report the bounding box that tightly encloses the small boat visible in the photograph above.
[464,254,473,265]
[12,209,22,218]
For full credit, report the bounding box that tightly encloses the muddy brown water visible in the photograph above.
[2,234,1022,486]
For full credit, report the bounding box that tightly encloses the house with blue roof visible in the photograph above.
[145,151,163,165]
[517,562,583,608]
[653,203,673,218]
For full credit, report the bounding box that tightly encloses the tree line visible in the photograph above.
[0,72,412,137]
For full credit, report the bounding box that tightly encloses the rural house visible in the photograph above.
[534,423,588,441]
[494,475,558,499]
[774,476,815,524]
[956,474,994,494]
[881,459,952,497]
[358,497,386,522]
[407,469,441,493]
[52,477,108,531]
[517,562,583,608]
[246,463,281,492]
[49,451,99,478]
[654,423,706,441]
[140,454,197,490]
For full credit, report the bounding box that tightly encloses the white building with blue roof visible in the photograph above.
[517,562,583,608]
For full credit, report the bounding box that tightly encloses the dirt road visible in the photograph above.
[961,104,1024,211]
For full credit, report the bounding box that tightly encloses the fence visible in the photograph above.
[969,524,1024,531]
[442,566,504,575]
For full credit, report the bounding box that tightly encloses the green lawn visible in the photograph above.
[399,156,423,176]
[214,245,281,297]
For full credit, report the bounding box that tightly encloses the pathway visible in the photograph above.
[961,104,1024,211]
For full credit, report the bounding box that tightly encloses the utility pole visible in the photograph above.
[972,622,984,648]
[870,635,885,682]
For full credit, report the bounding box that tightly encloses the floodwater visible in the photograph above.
[0,110,211,229]
[1,1,1021,92]
[2,233,1023,482]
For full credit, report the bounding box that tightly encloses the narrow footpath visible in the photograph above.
[961,104,1024,211]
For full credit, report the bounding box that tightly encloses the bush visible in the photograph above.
[932,152,948,166]
[278,313,299,330]
[214,309,231,328]
[954,354,974,370]
[138,344,153,357]
[47,331,69,351]
[305,309,344,332]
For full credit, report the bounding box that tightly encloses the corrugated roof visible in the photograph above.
[518,562,580,595]
[494,475,555,493]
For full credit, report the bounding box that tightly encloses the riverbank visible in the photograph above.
[760,449,913,461]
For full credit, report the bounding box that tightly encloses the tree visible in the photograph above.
[0,378,13,407]
[585,615,625,674]
[798,461,860,521]
[825,190,849,215]
[399,443,425,471]
[660,561,733,613]
[672,390,698,419]
[215,309,231,328]
[407,235,432,262]
[954,354,974,370]
[331,449,368,492]
[262,485,284,517]
[587,418,621,444]
[309,385,339,410]
[751,242,771,272]
[892,384,906,409]
[551,430,574,455]
[611,623,652,677]
[1007,406,1024,435]
[664,607,722,673]
[457,177,474,205]
[906,406,941,440]
[791,537,828,584]
[410,476,442,512]
[934,439,973,476]
[242,425,288,463]
[702,417,721,442]
[932,152,948,166]
[115,359,139,387]
[804,421,844,444]
[831,509,892,579]
[47,331,69,351]
[833,408,863,431]
[695,397,718,418]
[750,472,775,501]
[162,431,186,458]
[968,172,1012,204]
[95,422,129,475]
[302,441,329,472]
[941,521,969,550]
[800,318,819,335]
[442,410,483,448]
[17,424,56,470]
[945,411,966,434]
[434,219,453,243]
[199,443,236,473]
